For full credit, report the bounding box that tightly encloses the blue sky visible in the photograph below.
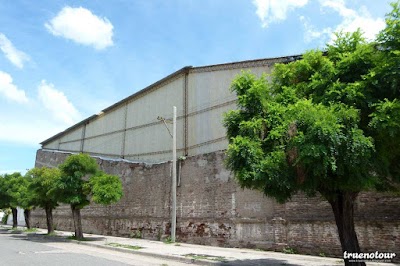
[0,0,393,174]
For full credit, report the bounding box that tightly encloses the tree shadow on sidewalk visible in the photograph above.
[8,231,105,244]
[214,258,302,266]
[10,233,69,243]
[0,227,28,235]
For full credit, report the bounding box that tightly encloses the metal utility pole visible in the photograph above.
[171,106,177,242]
[157,106,177,242]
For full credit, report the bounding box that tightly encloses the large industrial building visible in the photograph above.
[39,56,296,162]
[34,56,399,257]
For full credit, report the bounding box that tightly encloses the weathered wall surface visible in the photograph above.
[33,149,400,258]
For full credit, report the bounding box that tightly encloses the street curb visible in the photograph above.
[0,226,219,265]
[72,240,219,266]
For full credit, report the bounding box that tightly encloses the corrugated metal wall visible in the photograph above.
[42,59,278,163]
[123,76,185,162]
[186,65,272,156]
[59,126,84,152]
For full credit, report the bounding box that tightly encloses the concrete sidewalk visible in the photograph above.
[1,226,398,266]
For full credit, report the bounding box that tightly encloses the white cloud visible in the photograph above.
[0,71,29,103]
[320,0,354,17]
[306,0,386,43]
[0,33,30,68]
[300,16,332,44]
[45,6,114,50]
[0,79,80,146]
[38,80,81,125]
[253,0,309,28]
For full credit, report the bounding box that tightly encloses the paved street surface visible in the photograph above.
[0,227,190,266]
[0,226,398,266]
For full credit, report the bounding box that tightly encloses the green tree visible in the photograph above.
[369,1,400,184]
[224,4,399,266]
[58,153,123,239]
[17,174,34,229]
[0,173,37,229]
[0,173,25,228]
[27,167,62,234]
[0,175,13,226]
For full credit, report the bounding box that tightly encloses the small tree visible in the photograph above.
[223,4,399,266]
[0,175,13,226]
[17,174,34,229]
[89,173,124,205]
[0,173,25,228]
[27,167,62,234]
[58,153,123,239]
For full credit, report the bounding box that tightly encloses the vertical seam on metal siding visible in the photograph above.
[184,70,189,156]
[80,124,86,152]
[121,103,128,158]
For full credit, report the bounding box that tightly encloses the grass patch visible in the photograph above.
[67,235,91,241]
[163,236,174,244]
[10,227,22,233]
[24,228,38,233]
[106,243,143,250]
[130,230,142,239]
[282,247,297,254]
[184,253,227,262]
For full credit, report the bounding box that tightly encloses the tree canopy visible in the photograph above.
[27,167,61,210]
[225,26,399,203]
[0,174,13,210]
[58,153,99,209]
[0,172,26,227]
[89,173,123,205]
[224,2,400,264]
[57,153,123,239]
[0,173,25,209]
[0,153,123,236]
[26,167,62,233]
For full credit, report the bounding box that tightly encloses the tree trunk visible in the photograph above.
[24,209,31,229]
[11,208,17,228]
[45,206,54,234]
[328,191,365,266]
[71,205,83,239]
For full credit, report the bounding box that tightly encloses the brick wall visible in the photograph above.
[32,149,400,258]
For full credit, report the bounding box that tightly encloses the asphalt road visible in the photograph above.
[0,229,190,266]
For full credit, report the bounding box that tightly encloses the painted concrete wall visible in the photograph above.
[32,149,400,258]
